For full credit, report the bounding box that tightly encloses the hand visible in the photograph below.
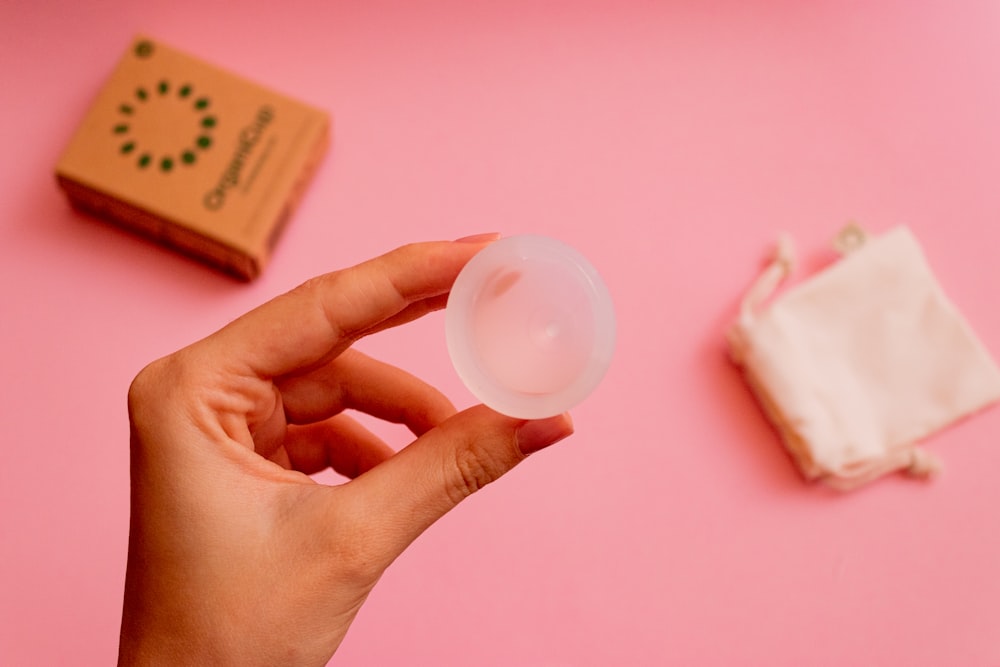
[118,239,574,666]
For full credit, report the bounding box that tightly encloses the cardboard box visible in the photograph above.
[56,36,330,280]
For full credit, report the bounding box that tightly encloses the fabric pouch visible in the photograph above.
[727,225,1000,490]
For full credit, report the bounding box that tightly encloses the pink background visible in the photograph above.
[3,1,1000,664]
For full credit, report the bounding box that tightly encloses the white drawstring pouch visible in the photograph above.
[727,225,1000,491]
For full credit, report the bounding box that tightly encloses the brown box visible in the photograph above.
[56,36,331,280]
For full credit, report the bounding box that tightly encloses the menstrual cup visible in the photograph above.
[446,235,616,419]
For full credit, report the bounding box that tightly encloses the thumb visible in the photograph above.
[346,405,573,564]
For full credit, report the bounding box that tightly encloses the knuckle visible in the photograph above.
[445,438,515,505]
[126,350,204,433]
[288,271,350,316]
[293,272,335,296]
[127,356,171,414]
[127,357,178,449]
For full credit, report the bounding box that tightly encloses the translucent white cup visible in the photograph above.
[446,235,616,419]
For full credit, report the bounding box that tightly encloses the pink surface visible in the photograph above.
[2,1,1000,664]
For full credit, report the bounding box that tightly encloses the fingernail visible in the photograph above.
[454,232,501,244]
[516,413,574,455]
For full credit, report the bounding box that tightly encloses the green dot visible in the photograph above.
[119,104,133,115]
[134,41,154,58]
[120,141,136,154]
[178,84,192,98]
[113,124,129,134]
[136,87,148,101]
[201,115,217,129]
[160,157,174,172]
[182,151,197,165]
[196,135,212,149]
[194,97,210,110]
[138,154,152,168]
[158,80,169,95]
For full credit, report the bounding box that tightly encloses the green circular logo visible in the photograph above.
[113,79,217,173]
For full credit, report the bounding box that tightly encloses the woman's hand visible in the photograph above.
[118,239,573,666]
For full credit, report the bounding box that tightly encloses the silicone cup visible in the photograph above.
[446,235,616,419]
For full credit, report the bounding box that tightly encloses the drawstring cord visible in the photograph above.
[739,234,795,326]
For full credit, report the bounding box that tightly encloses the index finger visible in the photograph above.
[210,239,494,379]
